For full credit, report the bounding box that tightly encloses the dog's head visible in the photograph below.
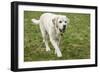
[52,15,69,34]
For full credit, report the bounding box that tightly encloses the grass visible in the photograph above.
[24,11,90,61]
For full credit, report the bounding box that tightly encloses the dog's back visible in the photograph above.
[39,13,56,31]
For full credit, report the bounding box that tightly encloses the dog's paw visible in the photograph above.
[57,55,62,57]
[57,52,62,57]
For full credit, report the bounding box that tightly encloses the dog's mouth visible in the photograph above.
[59,29,65,36]
[59,28,65,33]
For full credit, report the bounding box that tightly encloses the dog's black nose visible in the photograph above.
[63,25,66,28]
[63,25,66,30]
[62,25,66,33]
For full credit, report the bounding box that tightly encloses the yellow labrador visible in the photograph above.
[32,13,69,57]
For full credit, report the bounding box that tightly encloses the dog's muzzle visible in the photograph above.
[59,25,66,33]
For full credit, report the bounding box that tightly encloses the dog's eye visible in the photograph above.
[59,21,62,23]
[65,21,67,23]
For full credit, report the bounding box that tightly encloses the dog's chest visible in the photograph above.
[51,29,60,39]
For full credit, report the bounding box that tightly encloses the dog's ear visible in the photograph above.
[52,16,59,24]
[52,17,59,29]
[52,17,56,25]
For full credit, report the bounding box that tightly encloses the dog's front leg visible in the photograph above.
[50,37,62,57]
[54,39,58,55]
[55,36,61,54]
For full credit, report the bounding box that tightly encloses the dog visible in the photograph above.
[32,13,69,57]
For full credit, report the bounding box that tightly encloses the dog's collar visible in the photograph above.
[60,33,63,36]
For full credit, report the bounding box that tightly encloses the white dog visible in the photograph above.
[32,13,69,57]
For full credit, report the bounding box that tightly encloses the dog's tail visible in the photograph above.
[31,19,40,25]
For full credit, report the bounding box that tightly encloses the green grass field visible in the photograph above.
[24,11,90,61]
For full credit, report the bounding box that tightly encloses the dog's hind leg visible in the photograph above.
[39,24,51,52]
[44,34,51,52]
